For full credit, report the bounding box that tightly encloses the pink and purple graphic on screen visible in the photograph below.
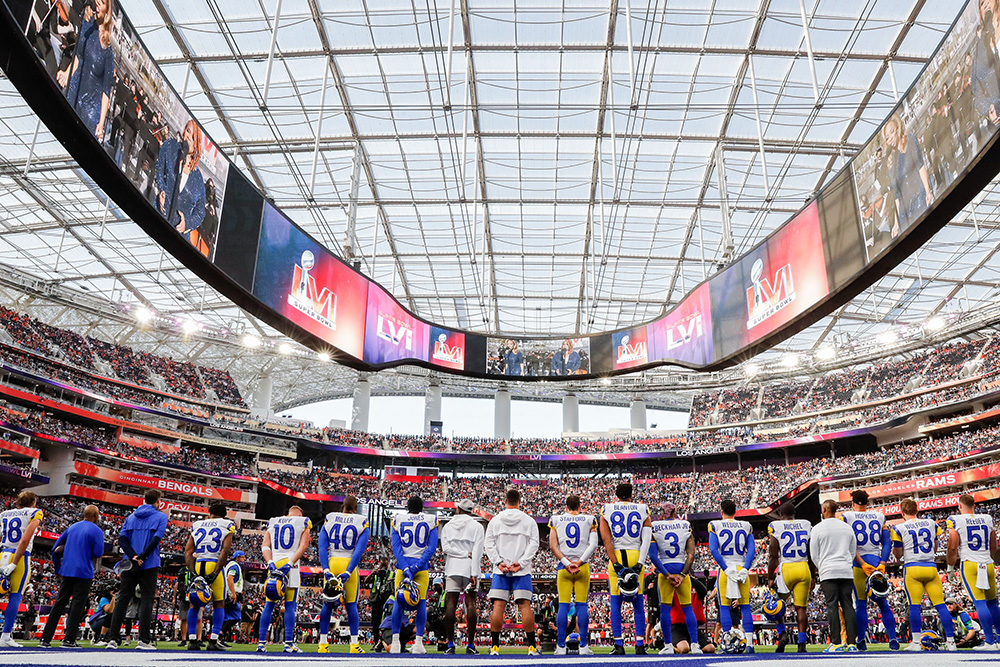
[649,281,714,367]
[430,326,465,371]
[611,326,649,370]
[364,283,430,365]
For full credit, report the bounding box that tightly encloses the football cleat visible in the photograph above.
[490,645,501,656]
[690,644,703,654]
[350,643,365,653]
[554,646,567,655]
[578,645,595,655]
[658,645,674,655]
[411,640,427,654]
[317,642,329,653]
[466,644,479,655]
[611,645,626,655]
[527,645,539,656]
[283,643,302,653]
[635,645,647,655]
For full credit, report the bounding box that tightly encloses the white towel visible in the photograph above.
[977,563,991,590]
[776,568,791,595]
[725,566,741,600]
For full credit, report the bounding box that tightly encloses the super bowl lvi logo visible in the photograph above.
[746,257,797,330]
[287,250,338,330]
[616,335,646,365]
[433,333,463,364]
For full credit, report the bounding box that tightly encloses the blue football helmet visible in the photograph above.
[721,629,747,654]
[919,631,942,651]
[762,589,784,619]
[617,567,641,600]
[188,576,212,608]
[0,573,10,596]
[265,570,288,602]
[323,575,344,603]
[397,576,421,608]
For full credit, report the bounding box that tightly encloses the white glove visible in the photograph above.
[736,567,749,583]
[0,563,16,577]
[725,566,738,580]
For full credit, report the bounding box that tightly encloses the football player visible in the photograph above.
[318,495,370,654]
[389,496,439,654]
[484,488,539,656]
[184,502,235,651]
[766,502,811,653]
[599,482,652,655]
[258,506,312,653]
[841,490,899,650]
[0,491,42,648]
[891,498,956,651]
[946,493,1000,650]
[440,498,485,654]
[548,494,598,655]
[649,502,701,655]
[708,499,756,653]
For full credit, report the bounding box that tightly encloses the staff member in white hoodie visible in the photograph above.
[485,488,539,656]
[441,499,485,654]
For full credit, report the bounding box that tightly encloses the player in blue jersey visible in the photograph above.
[318,495,370,653]
[840,489,899,650]
[389,496,439,654]
[709,499,756,653]
[599,482,652,655]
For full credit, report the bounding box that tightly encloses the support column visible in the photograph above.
[630,397,646,430]
[252,376,273,419]
[424,383,442,436]
[494,388,511,440]
[562,393,579,434]
[351,376,371,432]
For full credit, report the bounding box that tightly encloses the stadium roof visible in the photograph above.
[3,0,1000,410]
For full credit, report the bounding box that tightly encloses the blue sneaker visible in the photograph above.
[857,640,867,652]
[746,645,755,654]
[889,639,901,651]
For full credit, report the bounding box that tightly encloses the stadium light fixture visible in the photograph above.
[925,316,945,332]
[744,363,760,377]
[278,343,293,355]
[242,335,262,349]
[782,354,799,368]
[318,352,331,362]
[816,346,836,361]
[181,319,200,335]
[876,330,898,345]
[134,306,153,323]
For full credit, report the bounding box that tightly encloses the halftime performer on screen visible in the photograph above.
[0,491,42,648]
[257,506,312,653]
[184,502,235,651]
[766,503,811,653]
[548,494,598,655]
[649,502,700,655]
[946,494,1000,650]
[389,496,439,654]
[599,482,652,655]
[891,498,956,651]
[709,499,756,653]
[841,490,899,650]
[318,495,370,654]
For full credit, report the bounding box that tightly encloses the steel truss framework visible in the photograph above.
[2,0,1000,413]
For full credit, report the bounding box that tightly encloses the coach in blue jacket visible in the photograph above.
[105,489,168,650]
[39,505,106,648]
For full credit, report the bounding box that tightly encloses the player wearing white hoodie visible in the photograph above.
[441,499,485,654]
[484,488,539,655]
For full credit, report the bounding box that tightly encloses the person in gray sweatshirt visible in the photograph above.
[484,488,539,655]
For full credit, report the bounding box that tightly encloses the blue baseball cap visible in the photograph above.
[232,551,245,559]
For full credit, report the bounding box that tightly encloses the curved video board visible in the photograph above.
[2,0,999,380]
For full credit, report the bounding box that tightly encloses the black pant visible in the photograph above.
[821,579,856,645]
[41,576,93,643]
[371,595,388,641]
[107,567,158,644]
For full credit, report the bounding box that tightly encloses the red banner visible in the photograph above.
[385,474,437,483]
[73,461,250,502]
[0,438,39,459]
[832,462,1000,502]
[120,434,181,455]
[874,488,1000,517]
[69,484,208,515]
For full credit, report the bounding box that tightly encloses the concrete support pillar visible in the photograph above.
[494,388,511,440]
[562,393,579,434]
[424,383,442,436]
[351,377,371,432]
[630,397,646,430]
[253,375,273,413]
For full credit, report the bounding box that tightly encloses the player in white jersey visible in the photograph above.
[840,489,899,650]
[946,493,1000,650]
[708,499,756,652]
[766,503,811,653]
[549,494,598,655]
[440,498,485,654]
[318,495,370,653]
[890,498,956,651]
[258,506,312,653]
[0,491,42,648]
[649,503,700,655]
[599,482,652,655]
[389,496,439,654]
[184,502,235,651]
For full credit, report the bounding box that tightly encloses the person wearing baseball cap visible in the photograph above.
[220,551,246,647]
[440,499,484,653]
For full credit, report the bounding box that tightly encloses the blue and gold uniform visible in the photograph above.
[709,517,755,641]
[190,516,237,602]
[319,511,370,652]
[650,517,701,651]
[768,519,812,608]
[891,516,955,646]
[947,512,1000,646]
[0,504,42,641]
[841,509,897,647]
